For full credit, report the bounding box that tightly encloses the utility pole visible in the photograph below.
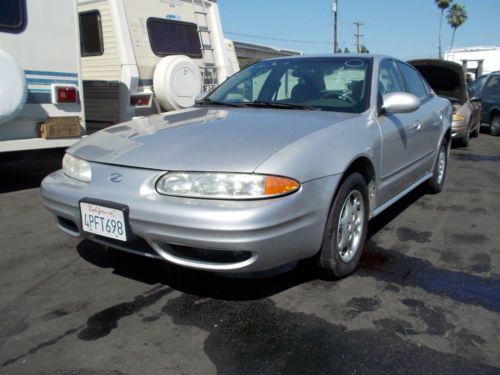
[332,0,338,53]
[354,22,364,53]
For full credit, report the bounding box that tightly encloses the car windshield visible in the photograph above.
[203,57,373,113]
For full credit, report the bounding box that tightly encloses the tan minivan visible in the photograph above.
[410,59,481,148]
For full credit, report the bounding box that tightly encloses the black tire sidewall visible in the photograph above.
[490,117,500,136]
[461,131,470,147]
[472,124,480,137]
[428,141,448,194]
[319,172,369,279]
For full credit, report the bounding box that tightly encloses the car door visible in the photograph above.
[479,74,500,122]
[376,59,424,205]
[396,61,441,177]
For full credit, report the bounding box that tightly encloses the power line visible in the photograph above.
[224,31,331,45]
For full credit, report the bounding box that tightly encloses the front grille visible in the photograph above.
[91,236,162,259]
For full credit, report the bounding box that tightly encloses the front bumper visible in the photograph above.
[451,119,467,138]
[41,163,340,273]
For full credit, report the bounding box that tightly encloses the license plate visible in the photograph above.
[80,201,128,241]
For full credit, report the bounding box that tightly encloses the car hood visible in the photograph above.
[70,107,357,173]
[409,59,468,104]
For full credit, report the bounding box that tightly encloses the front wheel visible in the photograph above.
[318,173,369,279]
[471,124,480,138]
[459,130,470,147]
[427,141,448,194]
[490,117,500,136]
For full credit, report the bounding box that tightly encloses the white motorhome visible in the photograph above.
[445,46,500,80]
[77,0,234,131]
[224,39,240,74]
[0,0,85,153]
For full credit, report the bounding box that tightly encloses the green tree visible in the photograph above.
[360,45,369,53]
[435,0,452,58]
[447,3,468,50]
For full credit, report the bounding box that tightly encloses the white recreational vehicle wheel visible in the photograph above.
[0,49,27,125]
[153,55,202,111]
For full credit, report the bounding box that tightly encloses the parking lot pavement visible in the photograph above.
[0,135,499,375]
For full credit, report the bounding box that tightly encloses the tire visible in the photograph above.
[490,117,500,136]
[459,130,470,147]
[427,141,448,194]
[471,124,480,138]
[318,172,369,279]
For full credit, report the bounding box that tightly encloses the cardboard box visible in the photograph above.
[38,117,81,139]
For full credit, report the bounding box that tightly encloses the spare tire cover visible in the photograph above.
[153,55,202,111]
[0,49,27,125]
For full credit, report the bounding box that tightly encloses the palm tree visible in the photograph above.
[435,0,452,59]
[447,3,468,50]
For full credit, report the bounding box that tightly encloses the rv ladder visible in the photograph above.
[191,0,218,92]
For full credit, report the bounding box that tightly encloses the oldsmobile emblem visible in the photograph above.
[109,173,123,183]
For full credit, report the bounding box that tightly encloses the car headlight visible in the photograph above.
[452,114,465,122]
[156,172,300,200]
[62,153,91,182]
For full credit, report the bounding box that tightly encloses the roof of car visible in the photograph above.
[262,54,393,62]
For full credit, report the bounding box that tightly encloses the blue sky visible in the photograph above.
[217,0,500,60]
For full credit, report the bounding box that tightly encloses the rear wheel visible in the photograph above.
[318,173,368,279]
[427,141,448,194]
[490,117,500,136]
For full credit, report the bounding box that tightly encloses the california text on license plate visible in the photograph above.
[80,202,127,241]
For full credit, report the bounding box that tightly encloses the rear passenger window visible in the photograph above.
[147,18,202,58]
[79,11,104,57]
[397,62,430,101]
[0,0,26,33]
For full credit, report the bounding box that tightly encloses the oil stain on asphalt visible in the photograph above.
[396,227,432,243]
[160,294,498,375]
[359,242,500,313]
[78,287,173,341]
[453,153,500,162]
[1,287,173,368]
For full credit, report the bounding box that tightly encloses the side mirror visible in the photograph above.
[380,92,421,115]
[195,92,209,102]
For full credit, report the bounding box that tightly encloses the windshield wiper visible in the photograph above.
[196,99,246,108]
[244,101,320,111]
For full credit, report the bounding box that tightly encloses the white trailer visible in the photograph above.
[445,46,500,80]
[77,0,234,131]
[0,0,85,153]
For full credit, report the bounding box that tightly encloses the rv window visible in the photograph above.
[0,0,26,33]
[147,18,202,58]
[79,11,104,57]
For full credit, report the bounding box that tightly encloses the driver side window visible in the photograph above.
[379,59,405,95]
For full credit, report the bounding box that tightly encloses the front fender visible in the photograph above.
[254,114,381,183]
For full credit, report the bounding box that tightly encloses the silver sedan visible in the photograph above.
[41,55,452,278]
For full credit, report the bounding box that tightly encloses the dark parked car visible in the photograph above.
[410,59,482,147]
[468,72,500,136]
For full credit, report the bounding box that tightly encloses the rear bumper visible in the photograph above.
[41,165,339,273]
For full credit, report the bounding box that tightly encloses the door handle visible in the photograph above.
[412,121,422,131]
